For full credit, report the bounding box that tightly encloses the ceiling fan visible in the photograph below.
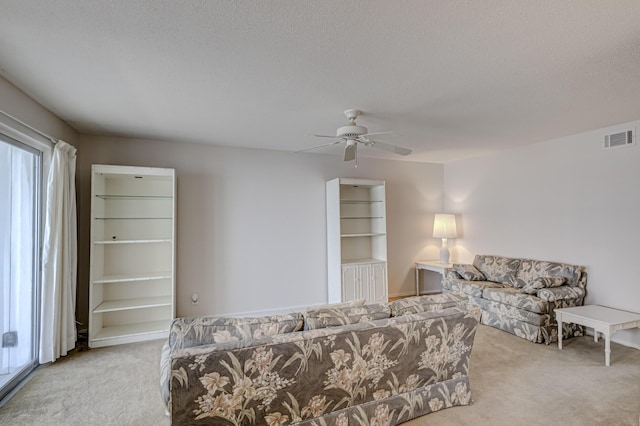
[299,109,412,164]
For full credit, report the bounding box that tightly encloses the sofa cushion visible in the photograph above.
[174,307,475,358]
[446,269,463,280]
[168,313,304,350]
[480,310,549,344]
[537,286,585,302]
[305,298,366,313]
[476,298,549,326]
[520,277,566,295]
[515,259,582,288]
[453,264,485,281]
[482,287,549,314]
[473,255,521,286]
[389,293,463,316]
[304,303,391,330]
[443,278,507,298]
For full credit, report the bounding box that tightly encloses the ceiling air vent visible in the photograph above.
[604,129,635,149]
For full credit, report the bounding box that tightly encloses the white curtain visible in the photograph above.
[39,141,77,363]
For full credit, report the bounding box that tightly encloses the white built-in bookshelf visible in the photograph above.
[326,178,388,304]
[89,165,176,348]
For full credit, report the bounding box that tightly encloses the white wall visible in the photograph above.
[444,120,640,348]
[5,71,638,349]
[76,135,444,325]
[0,76,77,144]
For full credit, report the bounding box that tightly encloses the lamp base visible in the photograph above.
[439,238,450,264]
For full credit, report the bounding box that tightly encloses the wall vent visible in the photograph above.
[604,129,635,149]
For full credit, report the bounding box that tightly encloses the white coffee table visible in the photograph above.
[555,305,640,366]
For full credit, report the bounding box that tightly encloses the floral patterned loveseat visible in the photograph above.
[442,255,587,344]
[160,296,479,425]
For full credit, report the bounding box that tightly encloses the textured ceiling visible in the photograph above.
[1,1,639,163]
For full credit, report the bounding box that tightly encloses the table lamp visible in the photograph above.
[433,213,457,264]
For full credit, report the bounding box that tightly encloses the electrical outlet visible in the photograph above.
[191,292,199,304]
[2,331,17,348]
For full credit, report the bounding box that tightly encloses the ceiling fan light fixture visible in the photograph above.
[300,108,412,164]
[337,124,368,138]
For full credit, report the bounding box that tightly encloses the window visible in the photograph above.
[0,133,42,402]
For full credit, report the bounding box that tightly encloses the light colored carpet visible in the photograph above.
[0,325,638,425]
[0,339,170,426]
[407,325,640,426]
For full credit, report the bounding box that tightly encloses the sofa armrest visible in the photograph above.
[160,341,172,413]
[537,286,585,302]
[444,268,462,280]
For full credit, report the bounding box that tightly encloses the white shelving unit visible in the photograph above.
[326,178,388,304]
[89,165,176,348]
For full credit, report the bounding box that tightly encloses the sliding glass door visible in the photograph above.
[0,134,41,401]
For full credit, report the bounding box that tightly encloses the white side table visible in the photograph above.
[555,305,640,366]
[415,260,453,296]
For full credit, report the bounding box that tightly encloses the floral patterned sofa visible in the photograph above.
[160,294,479,425]
[442,255,587,344]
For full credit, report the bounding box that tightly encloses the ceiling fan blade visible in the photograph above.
[306,133,339,138]
[365,139,412,156]
[361,131,392,138]
[344,143,357,161]
[296,140,342,153]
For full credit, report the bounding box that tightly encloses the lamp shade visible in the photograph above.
[433,214,457,239]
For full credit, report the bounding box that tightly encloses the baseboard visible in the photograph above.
[618,340,640,350]
[584,328,640,350]
[211,295,425,318]
[585,329,640,350]
[0,365,41,408]
[217,304,312,318]
[389,291,416,299]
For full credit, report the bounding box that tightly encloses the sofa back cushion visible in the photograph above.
[473,255,521,286]
[520,276,566,295]
[304,303,390,330]
[389,293,463,316]
[515,259,582,288]
[168,313,304,351]
[305,298,366,313]
[453,264,486,281]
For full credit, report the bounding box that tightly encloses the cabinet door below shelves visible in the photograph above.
[358,263,388,304]
[370,263,388,303]
[341,265,360,302]
[358,264,372,302]
[340,262,388,303]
